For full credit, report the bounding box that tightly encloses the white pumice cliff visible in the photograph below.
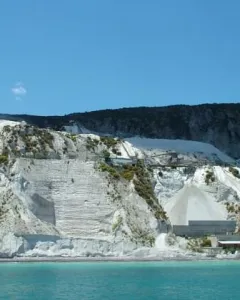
[0,120,240,258]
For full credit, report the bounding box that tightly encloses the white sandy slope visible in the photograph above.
[164,184,227,225]
[126,137,234,163]
[155,165,240,226]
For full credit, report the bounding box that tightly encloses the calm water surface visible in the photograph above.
[0,260,240,299]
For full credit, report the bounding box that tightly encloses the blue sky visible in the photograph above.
[1,0,240,115]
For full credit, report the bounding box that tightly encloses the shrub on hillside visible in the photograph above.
[86,137,99,151]
[229,166,240,178]
[200,237,212,247]
[0,155,8,165]
[100,136,118,149]
[98,159,167,220]
[101,149,110,162]
[205,170,215,185]
[98,162,120,179]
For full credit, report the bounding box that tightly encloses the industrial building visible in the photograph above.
[172,220,236,237]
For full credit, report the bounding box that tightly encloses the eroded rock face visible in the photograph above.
[0,233,24,258]
[1,120,240,258]
[0,122,166,257]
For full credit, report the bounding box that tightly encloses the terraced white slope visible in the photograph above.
[12,157,160,242]
[14,159,114,238]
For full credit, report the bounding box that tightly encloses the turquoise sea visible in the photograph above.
[0,261,240,299]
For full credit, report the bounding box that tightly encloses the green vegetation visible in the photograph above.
[3,125,11,133]
[132,161,167,219]
[120,166,135,181]
[20,127,54,153]
[99,159,167,220]
[85,136,121,155]
[129,225,156,246]
[0,154,8,165]
[145,235,155,247]
[225,202,240,214]
[187,239,203,252]
[224,247,237,254]
[0,147,9,164]
[226,202,235,213]
[33,128,54,148]
[112,147,122,156]
[205,170,215,185]
[100,136,118,148]
[131,161,165,221]
[229,166,240,179]
[99,136,122,155]
[66,133,77,142]
[4,105,240,147]
[154,209,167,220]
[188,237,212,252]
[101,149,111,162]
[200,237,212,247]
[86,137,99,151]
[133,164,155,203]
[99,162,120,179]
[139,234,155,247]
[3,125,54,158]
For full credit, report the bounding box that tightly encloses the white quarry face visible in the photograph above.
[0,121,239,258]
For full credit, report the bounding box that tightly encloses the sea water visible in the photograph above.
[0,260,240,299]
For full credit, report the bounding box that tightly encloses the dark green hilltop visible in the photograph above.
[1,103,240,158]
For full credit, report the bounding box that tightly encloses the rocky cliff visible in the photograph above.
[1,119,240,258]
[0,121,167,258]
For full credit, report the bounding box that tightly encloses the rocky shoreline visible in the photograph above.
[0,255,239,263]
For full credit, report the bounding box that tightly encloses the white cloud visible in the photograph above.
[11,82,27,100]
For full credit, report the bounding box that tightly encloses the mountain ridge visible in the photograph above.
[1,103,240,158]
